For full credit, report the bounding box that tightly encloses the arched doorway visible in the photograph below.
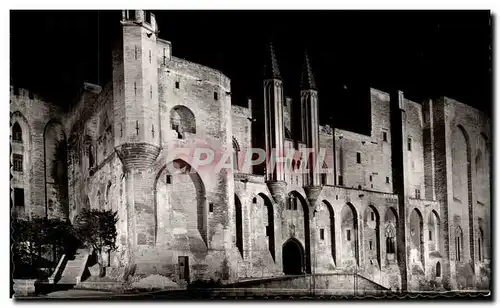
[283,238,304,275]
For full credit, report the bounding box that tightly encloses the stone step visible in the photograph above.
[56,249,91,285]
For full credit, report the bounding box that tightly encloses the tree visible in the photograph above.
[11,217,76,279]
[74,209,118,277]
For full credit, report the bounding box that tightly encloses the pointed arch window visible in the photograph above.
[455,227,464,261]
[436,261,441,277]
[385,225,396,254]
[12,122,22,143]
[232,137,240,172]
[88,144,95,169]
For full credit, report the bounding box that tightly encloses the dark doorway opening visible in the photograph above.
[283,238,304,275]
[178,256,190,282]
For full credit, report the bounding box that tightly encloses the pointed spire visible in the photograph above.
[301,50,317,91]
[264,42,282,80]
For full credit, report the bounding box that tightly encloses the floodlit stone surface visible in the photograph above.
[10,10,491,293]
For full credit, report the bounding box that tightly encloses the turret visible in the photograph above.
[113,10,161,170]
[263,43,287,204]
[301,51,322,207]
[111,10,161,267]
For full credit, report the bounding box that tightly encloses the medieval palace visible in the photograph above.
[10,10,491,293]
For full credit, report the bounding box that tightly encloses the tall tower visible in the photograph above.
[112,10,161,266]
[301,52,322,208]
[263,43,287,204]
[300,51,322,276]
[390,90,409,291]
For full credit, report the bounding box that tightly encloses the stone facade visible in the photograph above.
[10,10,490,292]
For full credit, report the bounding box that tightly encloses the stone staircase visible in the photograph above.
[56,248,92,285]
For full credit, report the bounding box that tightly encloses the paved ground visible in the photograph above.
[36,289,117,299]
[14,287,491,301]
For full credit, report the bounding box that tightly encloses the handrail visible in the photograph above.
[48,254,67,284]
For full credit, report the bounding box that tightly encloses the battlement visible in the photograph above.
[121,10,158,33]
[168,56,231,90]
[10,85,37,100]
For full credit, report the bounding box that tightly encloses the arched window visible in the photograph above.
[170,106,196,139]
[455,226,464,261]
[436,261,441,277]
[235,195,243,257]
[88,144,95,168]
[321,161,328,185]
[384,207,398,262]
[478,228,484,262]
[232,137,240,172]
[385,225,396,253]
[12,122,22,143]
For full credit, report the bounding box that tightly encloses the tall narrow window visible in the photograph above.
[13,154,23,172]
[166,175,172,184]
[88,145,94,168]
[12,122,22,143]
[321,173,327,185]
[338,175,344,186]
[408,137,412,151]
[369,240,373,250]
[209,203,214,213]
[214,91,218,100]
[429,230,433,241]
[383,131,387,142]
[320,229,325,240]
[386,237,395,253]
[163,48,167,65]
[436,261,441,277]
[232,137,240,171]
[175,81,180,89]
[346,229,351,241]
[386,176,390,184]
[356,152,361,164]
[14,188,24,207]
[478,237,482,261]
[371,212,375,221]
[415,189,421,199]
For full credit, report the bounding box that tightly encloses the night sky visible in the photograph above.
[10,10,492,134]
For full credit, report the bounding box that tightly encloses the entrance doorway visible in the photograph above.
[283,238,304,275]
[178,256,189,282]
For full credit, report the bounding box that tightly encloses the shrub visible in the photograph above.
[11,217,78,279]
[73,209,118,277]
